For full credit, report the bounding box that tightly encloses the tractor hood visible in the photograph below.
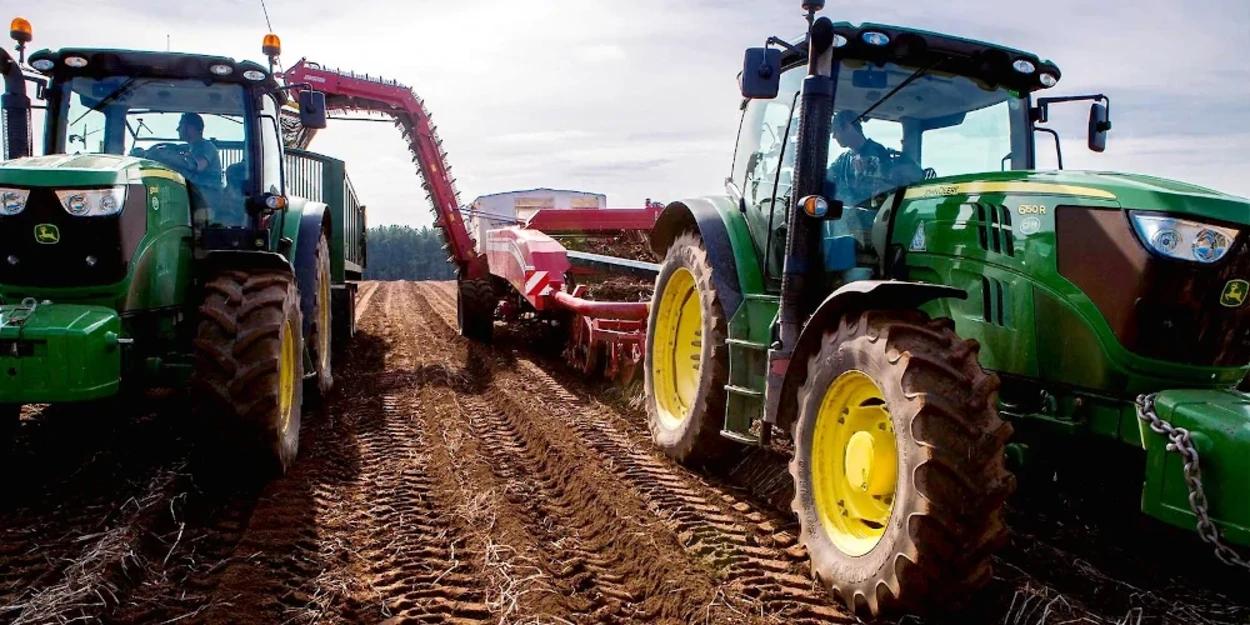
[911,169,1250,226]
[0,153,185,187]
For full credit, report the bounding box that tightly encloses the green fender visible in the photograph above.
[1141,389,1250,547]
[281,197,332,343]
[649,195,767,317]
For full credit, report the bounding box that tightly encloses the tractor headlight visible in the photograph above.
[0,188,30,215]
[55,186,127,217]
[1130,212,1240,264]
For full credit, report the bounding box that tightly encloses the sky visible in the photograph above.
[10,0,1250,228]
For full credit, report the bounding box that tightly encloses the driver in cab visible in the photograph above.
[141,112,222,190]
[824,110,924,244]
[173,113,222,189]
[825,110,923,207]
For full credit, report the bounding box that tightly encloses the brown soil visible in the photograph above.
[1,280,1246,625]
[578,274,656,302]
[558,232,657,263]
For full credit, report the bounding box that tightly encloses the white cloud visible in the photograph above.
[10,0,1249,229]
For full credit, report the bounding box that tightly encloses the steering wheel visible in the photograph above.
[139,142,193,169]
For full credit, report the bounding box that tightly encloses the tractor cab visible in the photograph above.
[2,26,327,258]
[23,44,325,234]
[737,23,1108,286]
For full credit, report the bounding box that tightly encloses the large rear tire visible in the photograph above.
[789,309,1014,617]
[191,269,305,478]
[644,230,738,465]
[306,231,334,402]
[457,277,495,343]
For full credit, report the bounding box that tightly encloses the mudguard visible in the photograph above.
[199,250,295,276]
[292,202,331,341]
[649,197,765,319]
[775,279,967,431]
[1141,389,1250,546]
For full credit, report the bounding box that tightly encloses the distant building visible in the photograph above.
[466,187,607,244]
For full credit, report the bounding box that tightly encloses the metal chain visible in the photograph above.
[1135,393,1250,571]
[0,297,39,329]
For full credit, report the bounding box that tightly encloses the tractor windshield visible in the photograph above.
[822,59,1028,209]
[53,76,253,227]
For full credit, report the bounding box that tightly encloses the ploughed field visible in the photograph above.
[0,280,1245,624]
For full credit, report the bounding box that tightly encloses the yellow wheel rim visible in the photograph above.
[318,258,331,372]
[651,267,702,428]
[278,319,297,435]
[811,370,898,557]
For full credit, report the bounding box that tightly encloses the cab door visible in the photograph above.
[727,65,804,286]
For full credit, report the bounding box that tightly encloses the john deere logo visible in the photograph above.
[33,224,60,245]
[1221,279,1248,308]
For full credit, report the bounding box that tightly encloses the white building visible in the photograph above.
[466,187,607,245]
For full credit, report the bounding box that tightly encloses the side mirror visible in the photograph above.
[298,90,327,129]
[1088,101,1110,152]
[741,47,782,99]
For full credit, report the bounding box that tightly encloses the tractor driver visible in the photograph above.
[173,113,223,189]
[825,110,924,208]
[824,110,925,248]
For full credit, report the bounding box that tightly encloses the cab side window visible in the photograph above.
[259,95,284,195]
[730,66,803,280]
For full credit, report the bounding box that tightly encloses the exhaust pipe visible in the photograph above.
[1,49,31,161]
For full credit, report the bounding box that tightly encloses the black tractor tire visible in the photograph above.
[191,268,306,478]
[789,309,1014,618]
[332,283,357,354]
[306,231,334,403]
[644,230,738,466]
[457,277,495,343]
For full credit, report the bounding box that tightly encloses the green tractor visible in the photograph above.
[0,21,363,475]
[643,0,1250,617]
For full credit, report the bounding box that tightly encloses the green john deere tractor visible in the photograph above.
[643,0,1250,617]
[0,21,364,475]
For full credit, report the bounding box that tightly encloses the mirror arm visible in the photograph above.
[1034,93,1110,124]
[270,82,312,95]
[766,36,804,56]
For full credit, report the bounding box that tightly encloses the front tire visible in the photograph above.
[790,309,1014,617]
[644,231,737,465]
[191,269,305,477]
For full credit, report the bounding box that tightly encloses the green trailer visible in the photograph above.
[0,22,365,476]
[636,1,1250,618]
[283,147,368,348]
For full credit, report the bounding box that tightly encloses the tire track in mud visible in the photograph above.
[459,388,731,624]
[328,282,490,623]
[501,361,848,624]
[354,280,381,323]
[112,280,486,625]
[415,281,851,624]
[412,282,767,623]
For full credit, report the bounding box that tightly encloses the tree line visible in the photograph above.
[362,224,457,281]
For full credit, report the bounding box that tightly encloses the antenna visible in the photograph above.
[802,0,825,25]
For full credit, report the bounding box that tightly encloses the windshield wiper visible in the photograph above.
[70,77,143,127]
[854,56,949,124]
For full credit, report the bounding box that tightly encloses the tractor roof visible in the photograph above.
[780,20,1061,94]
[26,48,281,91]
